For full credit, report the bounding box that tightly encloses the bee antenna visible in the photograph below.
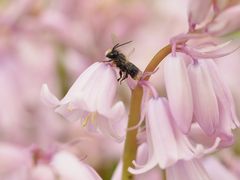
[112,43,120,50]
[113,41,132,50]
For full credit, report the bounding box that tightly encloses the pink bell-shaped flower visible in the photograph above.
[41,62,126,142]
[188,60,220,135]
[189,59,239,140]
[129,97,219,174]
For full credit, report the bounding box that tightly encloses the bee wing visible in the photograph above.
[127,47,135,58]
[111,33,119,46]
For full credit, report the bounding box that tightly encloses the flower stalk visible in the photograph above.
[122,45,171,180]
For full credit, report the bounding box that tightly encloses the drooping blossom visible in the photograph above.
[164,53,239,145]
[189,59,239,136]
[41,62,126,142]
[188,60,220,135]
[129,89,219,174]
[163,0,240,141]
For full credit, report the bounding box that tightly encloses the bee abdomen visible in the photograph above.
[126,62,142,80]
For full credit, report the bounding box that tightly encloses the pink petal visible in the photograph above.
[188,60,219,135]
[205,60,239,128]
[50,151,102,180]
[0,143,30,174]
[60,62,101,104]
[100,101,126,142]
[164,55,193,133]
[188,0,212,26]
[96,64,118,114]
[31,165,55,180]
[131,143,163,180]
[130,97,194,174]
[203,157,238,180]
[129,155,157,174]
[166,160,211,180]
[40,84,60,108]
[215,103,235,147]
[207,4,240,36]
[189,123,231,148]
[147,98,178,168]
[97,114,125,143]
[55,104,85,122]
[183,40,240,59]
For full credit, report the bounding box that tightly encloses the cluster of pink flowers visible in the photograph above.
[41,1,240,179]
[128,0,240,178]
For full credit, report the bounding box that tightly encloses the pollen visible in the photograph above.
[91,112,97,124]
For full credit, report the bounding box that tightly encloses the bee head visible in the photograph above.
[105,41,132,59]
[105,49,119,59]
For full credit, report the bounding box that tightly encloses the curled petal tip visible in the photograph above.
[40,84,60,108]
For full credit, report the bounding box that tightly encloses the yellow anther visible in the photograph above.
[81,112,97,127]
[91,112,97,124]
[81,114,91,127]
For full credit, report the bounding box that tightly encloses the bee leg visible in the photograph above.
[117,70,123,81]
[120,72,128,83]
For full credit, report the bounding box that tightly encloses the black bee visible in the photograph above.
[105,41,142,83]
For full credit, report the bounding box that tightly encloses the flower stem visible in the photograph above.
[122,45,171,180]
[122,85,143,180]
[144,44,172,80]
[162,169,167,180]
